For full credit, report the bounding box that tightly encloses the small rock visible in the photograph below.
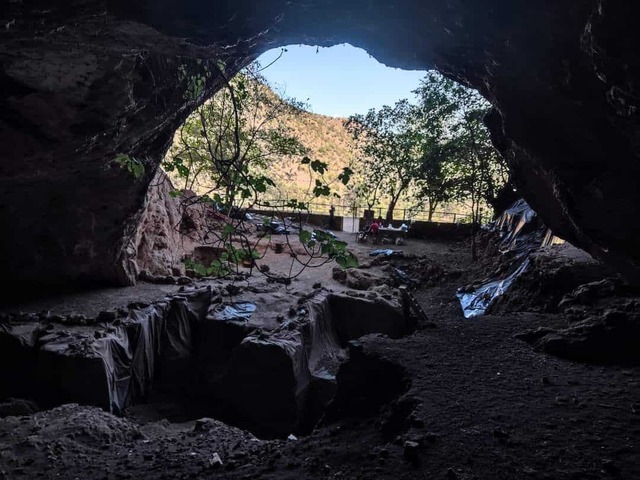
[209,452,223,469]
[446,468,459,479]
[194,418,216,432]
[138,269,152,280]
[177,276,193,285]
[185,269,199,278]
[409,416,425,428]
[403,440,420,463]
[312,282,322,289]
[67,313,87,325]
[287,434,298,441]
[424,432,439,443]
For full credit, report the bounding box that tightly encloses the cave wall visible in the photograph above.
[131,170,210,278]
[0,2,247,290]
[1,0,638,288]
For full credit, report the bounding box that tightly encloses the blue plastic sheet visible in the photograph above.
[457,258,530,318]
[369,249,404,257]
[210,302,256,322]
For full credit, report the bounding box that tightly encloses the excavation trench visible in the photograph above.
[0,285,413,438]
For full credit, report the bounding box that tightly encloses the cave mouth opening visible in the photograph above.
[163,41,512,236]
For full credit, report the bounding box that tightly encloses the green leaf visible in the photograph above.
[113,153,145,180]
[299,230,311,244]
[222,224,236,237]
[338,167,354,185]
[310,159,328,174]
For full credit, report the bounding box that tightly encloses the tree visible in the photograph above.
[414,142,459,221]
[345,100,422,222]
[162,61,358,280]
[414,71,510,258]
[164,63,307,209]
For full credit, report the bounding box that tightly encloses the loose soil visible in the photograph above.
[2,232,640,480]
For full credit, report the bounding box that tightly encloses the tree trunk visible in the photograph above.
[428,201,437,222]
[385,198,397,223]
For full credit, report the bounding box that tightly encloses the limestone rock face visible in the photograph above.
[131,171,208,278]
[1,0,639,287]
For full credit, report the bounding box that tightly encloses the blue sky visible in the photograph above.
[256,44,427,118]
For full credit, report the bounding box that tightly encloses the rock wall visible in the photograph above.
[1,0,638,287]
[130,170,208,278]
[0,2,246,290]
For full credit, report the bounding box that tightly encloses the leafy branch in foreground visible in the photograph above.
[161,59,357,281]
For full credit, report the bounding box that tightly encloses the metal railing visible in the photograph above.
[252,199,474,224]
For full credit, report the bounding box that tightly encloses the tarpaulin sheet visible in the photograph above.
[220,329,309,437]
[457,258,531,318]
[209,302,256,322]
[305,298,346,378]
[457,198,549,318]
[497,199,539,255]
[0,287,212,415]
[0,322,43,399]
[369,249,404,257]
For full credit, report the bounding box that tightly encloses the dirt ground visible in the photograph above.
[2,232,640,480]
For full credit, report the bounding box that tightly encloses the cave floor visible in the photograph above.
[2,235,640,479]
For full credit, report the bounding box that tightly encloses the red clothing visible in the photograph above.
[370,222,379,233]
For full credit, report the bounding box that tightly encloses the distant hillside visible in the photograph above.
[264,102,356,201]
[165,79,357,204]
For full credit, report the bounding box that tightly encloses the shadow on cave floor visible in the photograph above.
[0,281,183,317]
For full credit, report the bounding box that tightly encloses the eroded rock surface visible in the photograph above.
[132,171,209,278]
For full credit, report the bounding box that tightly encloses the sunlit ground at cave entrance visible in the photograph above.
[256,43,427,118]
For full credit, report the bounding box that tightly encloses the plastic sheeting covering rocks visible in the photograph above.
[0,287,408,438]
[457,258,531,318]
[0,289,212,414]
[457,199,556,318]
[217,291,409,438]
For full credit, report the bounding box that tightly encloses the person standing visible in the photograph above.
[369,218,380,243]
[329,204,335,230]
